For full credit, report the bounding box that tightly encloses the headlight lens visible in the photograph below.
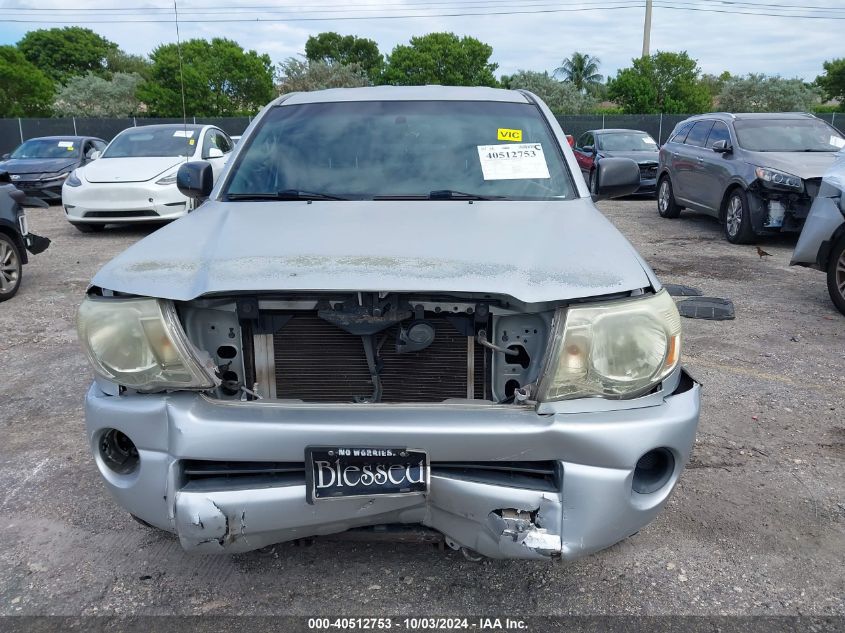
[77,296,217,391]
[538,290,682,402]
[755,167,802,191]
[155,172,178,185]
[65,170,82,187]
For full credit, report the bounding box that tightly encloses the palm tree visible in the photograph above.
[554,52,603,93]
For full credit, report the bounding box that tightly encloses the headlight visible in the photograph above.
[537,290,682,402]
[65,170,82,187]
[155,172,178,185]
[77,296,217,391]
[755,167,802,191]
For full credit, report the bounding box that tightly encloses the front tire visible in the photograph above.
[657,177,682,218]
[723,189,755,244]
[0,233,23,302]
[588,169,598,194]
[827,234,845,316]
[71,222,105,233]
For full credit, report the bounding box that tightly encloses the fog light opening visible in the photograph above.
[632,448,674,494]
[99,428,139,475]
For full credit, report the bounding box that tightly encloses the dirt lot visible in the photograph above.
[0,199,842,617]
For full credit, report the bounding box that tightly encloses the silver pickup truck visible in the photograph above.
[77,86,700,561]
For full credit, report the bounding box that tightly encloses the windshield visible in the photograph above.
[103,127,199,158]
[11,138,80,159]
[597,132,657,152]
[223,101,575,200]
[734,118,845,152]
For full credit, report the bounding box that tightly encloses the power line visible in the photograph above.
[5,0,845,11]
[4,0,845,22]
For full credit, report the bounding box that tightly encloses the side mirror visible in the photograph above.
[582,145,595,154]
[204,147,224,159]
[565,134,575,148]
[711,140,732,154]
[177,161,214,199]
[1,153,9,160]
[592,157,641,200]
[89,150,101,160]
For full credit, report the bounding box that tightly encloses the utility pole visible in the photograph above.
[642,0,653,58]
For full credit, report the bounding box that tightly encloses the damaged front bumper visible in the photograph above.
[84,371,700,560]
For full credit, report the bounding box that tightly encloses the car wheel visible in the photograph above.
[588,169,598,194]
[826,234,845,316]
[71,222,105,233]
[724,189,755,244]
[0,233,23,302]
[657,177,681,218]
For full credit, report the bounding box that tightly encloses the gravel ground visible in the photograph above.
[0,199,842,617]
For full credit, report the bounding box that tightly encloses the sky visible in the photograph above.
[1,0,842,82]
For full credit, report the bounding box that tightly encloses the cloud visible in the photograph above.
[0,0,839,80]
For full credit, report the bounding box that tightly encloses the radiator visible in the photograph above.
[270,313,488,403]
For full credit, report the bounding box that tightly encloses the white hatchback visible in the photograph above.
[62,124,233,232]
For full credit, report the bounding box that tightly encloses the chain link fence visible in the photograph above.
[0,113,840,156]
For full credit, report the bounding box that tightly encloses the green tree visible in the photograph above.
[608,51,711,114]
[816,58,845,108]
[718,74,822,112]
[53,72,143,117]
[17,27,117,83]
[501,70,596,114]
[700,71,732,98]
[554,52,602,93]
[382,33,498,87]
[105,50,152,80]
[277,58,371,93]
[305,33,383,80]
[137,38,275,116]
[0,46,54,116]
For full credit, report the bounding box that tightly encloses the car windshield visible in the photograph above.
[597,132,657,151]
[223,100,575,200]
[103,127,198,158]
[11,138,80,159]
[734,118,845,152]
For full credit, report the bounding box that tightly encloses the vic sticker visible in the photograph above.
[477,143,551,180]
[497,128,523,142]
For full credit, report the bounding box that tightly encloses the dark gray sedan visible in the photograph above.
[573,129,660,195]
[657,112,844,244]
[0,136,107,203]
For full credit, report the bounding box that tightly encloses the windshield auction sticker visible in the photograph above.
[477,143,551,180]
[497,128,523,141]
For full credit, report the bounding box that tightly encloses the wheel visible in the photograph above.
[657,176,682,218]
[723,189,755,244]
[588,169,598,194]
[71,222,105,233]
[826,234,845,316]
[0,233,22,302]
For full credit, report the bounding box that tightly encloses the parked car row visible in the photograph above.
[0,124,237,232]
[566,112,845,314]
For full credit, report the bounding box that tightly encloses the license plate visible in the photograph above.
[305,446,428,503]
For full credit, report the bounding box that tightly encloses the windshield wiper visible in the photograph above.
[429,190,503,200]
[226,190,347,201]
[373,190,505,201]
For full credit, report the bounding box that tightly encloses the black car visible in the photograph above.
[657,112,844,243]
[0,136,107,203]
[573,129,660,195]
[0,172,51,301]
